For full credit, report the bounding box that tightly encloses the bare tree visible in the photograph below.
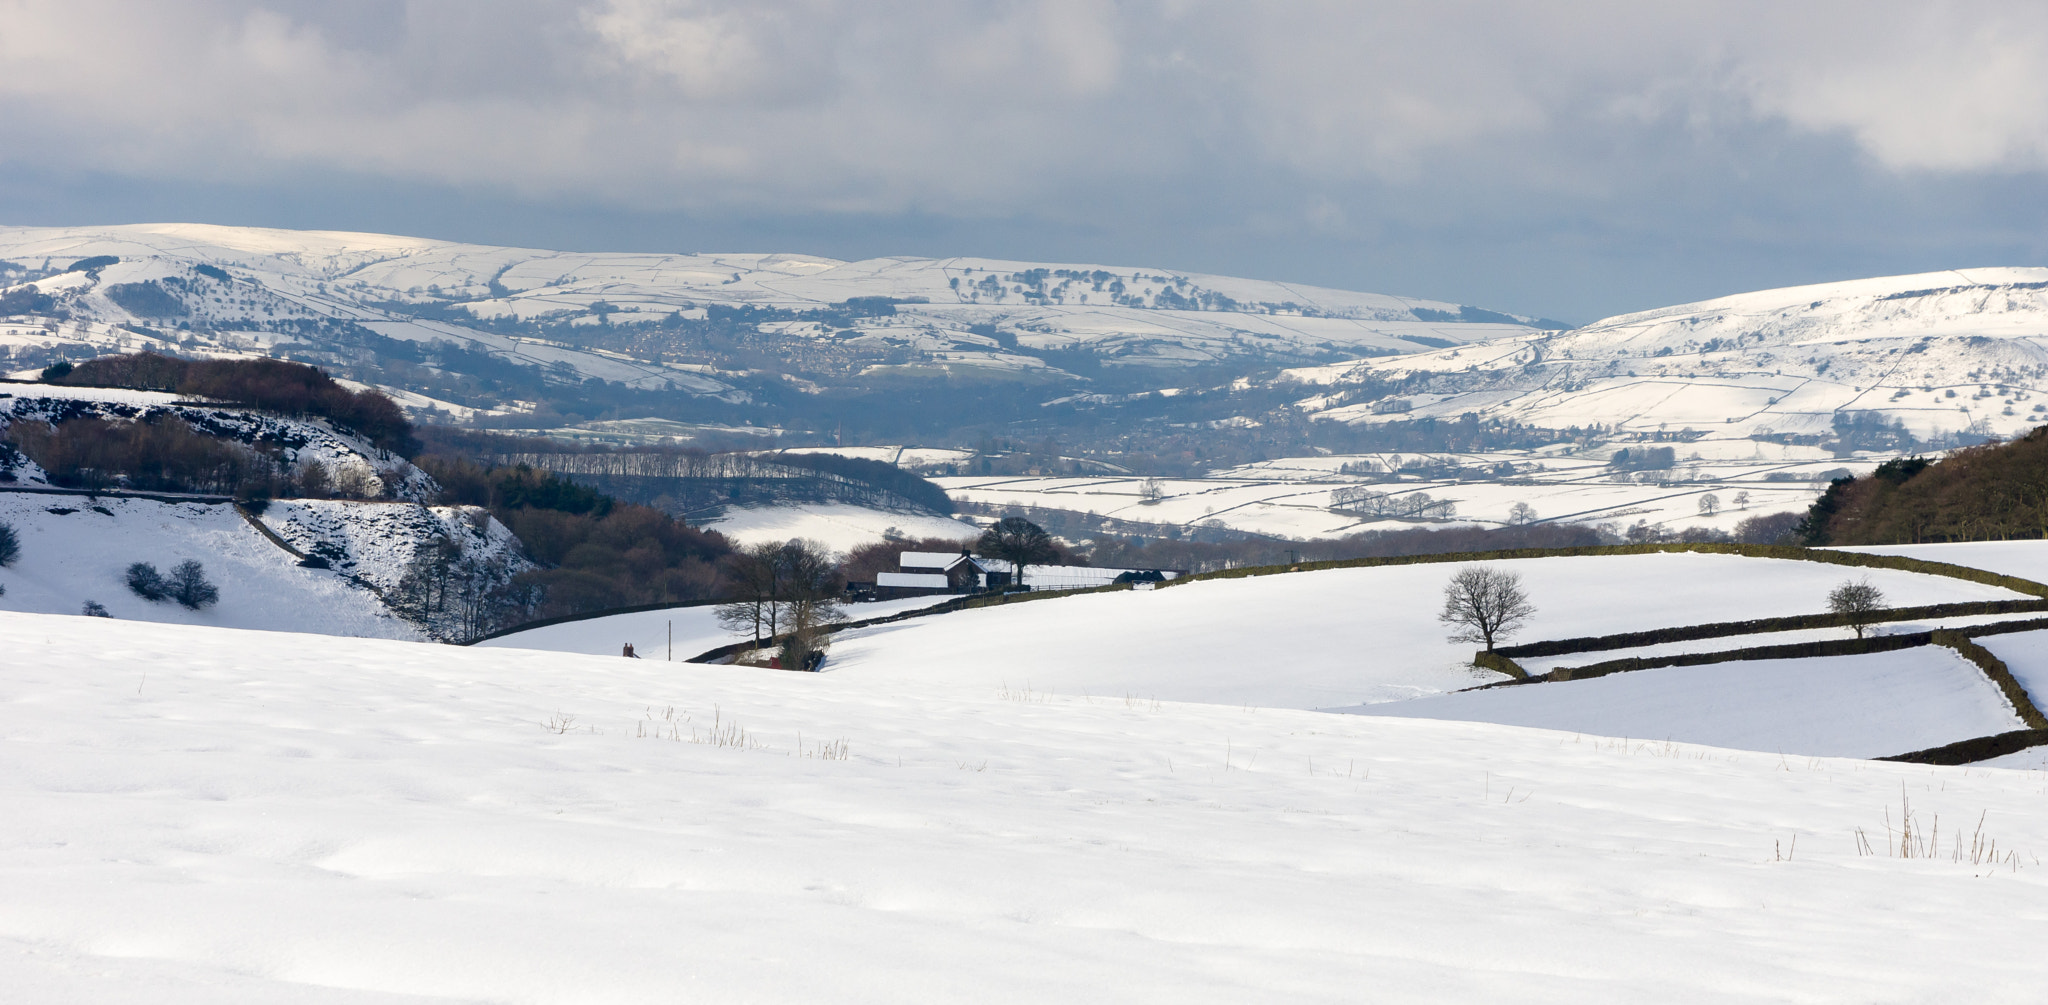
[1506,502,1537,526]
[1828,578,1887,639]
[715,541,789,648]
[1438,566,1536,652]
[1139,478,1166,505]
[1732,490,1751,511]
[715,539,844,669]
[776,539,844,671]
[1698,493,1720,517]
[977,516,1058,590]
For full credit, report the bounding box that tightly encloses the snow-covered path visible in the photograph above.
[4,611,2047,1002]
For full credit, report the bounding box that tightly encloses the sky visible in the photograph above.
[6,1,2048,324]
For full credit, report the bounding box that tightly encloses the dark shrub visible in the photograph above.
[0,286,53,316]
[0,520,17,566]
[126,562,168,601]
[194,264,231,282]
[81,600,110,617]
[168,560,219,610]
[39,361,72,381]
[104,281,188,318]
[65,255,118,273]
[1734,511,1804,545]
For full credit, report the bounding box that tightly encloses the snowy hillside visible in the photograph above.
[821,552,2020,709]
[6,609,2048,1002]
[1293,267,2048,444]
[0,382,433,501]
[0,223,1550,396]
[0,493,418,639]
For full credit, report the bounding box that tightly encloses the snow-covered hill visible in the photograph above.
[0,223,1552,395]
[0,492,420,639]
[6,608,2047,1001]
[821,551,2020,709]
[1293,267,2048,444]
[0,382,433,501]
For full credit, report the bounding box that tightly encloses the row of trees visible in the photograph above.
[1329,486,1458,520]
[53,353,417,455]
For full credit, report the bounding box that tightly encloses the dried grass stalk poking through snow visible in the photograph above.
[1438,566,1536,652]
[1853,788,2032,872]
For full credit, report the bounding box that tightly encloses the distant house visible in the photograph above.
[866,549,1008,599]
[849,548,1184,601]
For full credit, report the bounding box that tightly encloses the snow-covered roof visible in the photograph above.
[877,572,950,589]
[900,551,975,570]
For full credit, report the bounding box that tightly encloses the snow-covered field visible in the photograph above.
[1978,627,2048,716]
[477,594,956,660]
[824,552,2022,709]
[6,610,2048,1002]
[0,492,416,639]
[1833,541,2048,587]
[1513,610,2048,678]
[699,502,980,552]
[1347,647,2023,758]
[937,446,1856,541]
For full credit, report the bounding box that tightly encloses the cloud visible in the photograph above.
[3,0,2048,322]
[1735,6,2048,172]
[5,1,2047,208]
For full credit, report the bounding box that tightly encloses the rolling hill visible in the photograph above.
[0,223,1553,427]
[1292,268,2048,446]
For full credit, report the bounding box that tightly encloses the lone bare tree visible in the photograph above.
[1698,493,1720,517]
[1438,566,1536,652]
[1506,502,1537,526]
[976,516,1058,590]
[1828,577,1886,639]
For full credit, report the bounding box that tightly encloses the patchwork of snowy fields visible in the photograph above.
[821,552,2023,709]
[4,612,2048,1002]
[937,445,1861,541]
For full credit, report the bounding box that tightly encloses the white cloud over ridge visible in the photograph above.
[7,0,2048,216]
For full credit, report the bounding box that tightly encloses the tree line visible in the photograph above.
[1797,426,2048,544]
